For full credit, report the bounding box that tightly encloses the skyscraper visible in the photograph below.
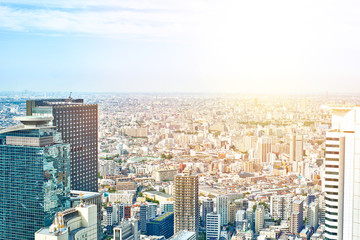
[27,98,98,192]
[202,199,214,227]
[324,106,360,240]
[216,195,229,227]
[0,116,71,240]
[174,171,200,238]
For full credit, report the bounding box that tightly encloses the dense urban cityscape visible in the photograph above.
[1,92,359,240]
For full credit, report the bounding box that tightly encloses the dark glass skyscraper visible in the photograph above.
[0,116,71,240]
[26,98,98,192]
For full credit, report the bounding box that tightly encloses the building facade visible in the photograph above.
[27,98,98,192]
[0,116,71,240]
[202,199,214,227]
[206,213,220,240]
[146,212,174,239]
[174,171,200,238]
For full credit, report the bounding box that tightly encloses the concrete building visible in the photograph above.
[216,195,229,226]
[113,219,140,240]
[35,204,98,240]
[206,213,220,240]
[174,171,200,238]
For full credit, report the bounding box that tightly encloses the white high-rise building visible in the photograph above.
[324,106,360,240]
[206,213,220,240]
[307,201,319,230]
[255,205,264,234]
[216,195,229,226]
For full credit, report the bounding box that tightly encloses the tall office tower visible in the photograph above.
[270,195,293,221]
[295,135,303,162]
[216,195,229,226]
[27,98,98,192]
[307,201,319,230]
[255,205,264,234]
[0,116,71,240]
[202,199,214,227]
[113,219,140,240]
[289,134,296,162]
[118,204,132,223]
[323,106,360,240]
[289,199,303,235]
[257,137,272,163]
[206,213,220,240]
[174,171,200,238]
[35,204,98,240]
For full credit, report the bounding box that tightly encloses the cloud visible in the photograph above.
[0,0,210,38]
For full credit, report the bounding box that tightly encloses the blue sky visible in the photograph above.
[1,0,360,93]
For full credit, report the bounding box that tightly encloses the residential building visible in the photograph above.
[174,171,200,238]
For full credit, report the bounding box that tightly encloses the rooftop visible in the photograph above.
[152,212,174,222]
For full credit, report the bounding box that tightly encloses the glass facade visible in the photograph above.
[0,127,70,240]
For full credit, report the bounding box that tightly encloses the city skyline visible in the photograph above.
[1,0,360,94]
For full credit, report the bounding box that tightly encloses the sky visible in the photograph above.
[1,0,360,94]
